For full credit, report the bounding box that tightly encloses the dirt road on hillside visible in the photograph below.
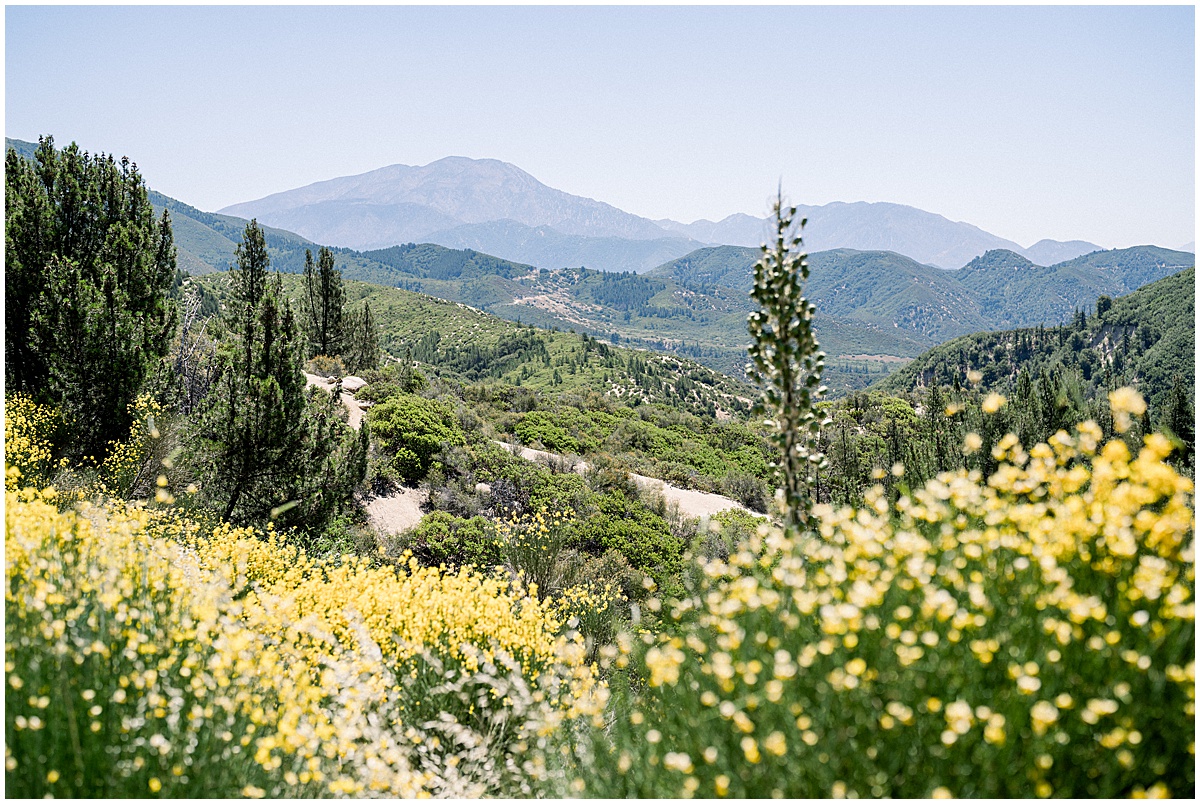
[304,373,759,528]
[492,441,759,520]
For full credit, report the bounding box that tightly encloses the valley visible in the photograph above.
[5,132,1194,800]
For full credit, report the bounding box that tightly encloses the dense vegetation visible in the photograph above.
[5,142,1194,798]
[4,136,177,458]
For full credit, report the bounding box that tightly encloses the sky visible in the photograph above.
[4,3,1195,250]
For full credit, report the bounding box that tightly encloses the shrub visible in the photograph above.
[720,470,769,512]
[4,394,59,491]
[568,490,684,590]
[5,485,606,797]
[368,393,466,483]
[564,420,1195,798]
[404,510,501,569]
[514,410,582,454]
[305,354,346,378]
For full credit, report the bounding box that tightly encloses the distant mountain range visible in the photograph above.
[651,243,1194,339]
[8,135,1194,397]
[218,154,1118,271]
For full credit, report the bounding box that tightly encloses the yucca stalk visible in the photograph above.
[746,192,828,533]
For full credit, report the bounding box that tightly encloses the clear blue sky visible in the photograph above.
[5,4,1195,249]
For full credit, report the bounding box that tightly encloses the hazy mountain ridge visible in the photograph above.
[216,154,1115,271]
[221,156,673,242]
[651,242,1194,346]
[420,218,705,275]
[656,201,1106,269]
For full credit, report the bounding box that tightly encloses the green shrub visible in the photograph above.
[720,471,769,513]
[514,410,582,454]
[567,490,683,589]
[401,511,501,569]
[306,354,346,378]
[368,394,466,483]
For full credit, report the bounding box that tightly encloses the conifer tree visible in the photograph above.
[5,136,177,457]
[199,220,308,523]
[300,246,346,359]
[1162,376,1195,470]
[344,300,379,374]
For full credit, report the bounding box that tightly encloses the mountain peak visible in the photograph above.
[219,155,671,246]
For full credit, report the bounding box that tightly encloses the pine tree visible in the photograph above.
[344,301,379,374]
[198,220,308,523]
[300,246,346,359]
[5,136,177,457]
[1162,377,1195,471]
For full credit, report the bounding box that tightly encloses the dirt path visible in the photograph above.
[303,372,368,430]
[303,374,757,529]
[492,440,759,520]
[305,373,427,537]
[362,486,429,537]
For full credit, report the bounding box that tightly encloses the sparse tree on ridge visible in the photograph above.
[300,246,346,359]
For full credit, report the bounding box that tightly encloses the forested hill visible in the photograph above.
[653,243,1193,327]
[192,271,756,419]
[875,267,1195,412]
[956,246,1195,328]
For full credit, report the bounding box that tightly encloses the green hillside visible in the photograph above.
[955,247,1194,328]
[876,267,1195,413]
[653,242,1194,362]
[193,272,756,419]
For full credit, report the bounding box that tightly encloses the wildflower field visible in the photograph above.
[5,389,1195,797]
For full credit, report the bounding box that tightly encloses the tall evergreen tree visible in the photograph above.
[199,220,308,523]
[5,136,177,457]
[198,221,366,530]
[300,246,346,359]
[1162,377,1195,471]
[344,301,380,374]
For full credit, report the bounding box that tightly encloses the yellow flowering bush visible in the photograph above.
[4,393,168,501]
[4,487,353,797]
[6,485,606,796]
[569,411,1194,797]
[4,394,58,491]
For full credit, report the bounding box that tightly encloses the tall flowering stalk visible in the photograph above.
[746,193,827,532]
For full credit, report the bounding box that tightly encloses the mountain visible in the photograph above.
[955,246,1194,329]
[4,136,38,161]
[875,267,1196,414]
[655,213,771,247]
[658,204,1105,269]
[218,154,1122,272]
[420,218,702,274]
[652,243,1193,336]
[218,156,710,273]
[220,156,673,242]
[1023,239,1102,266]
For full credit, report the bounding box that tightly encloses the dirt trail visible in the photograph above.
[305,373,427,536]
[362,486,428,537]
[492,441,759,520]
[303,373,368,430]
[304,373,758,530]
